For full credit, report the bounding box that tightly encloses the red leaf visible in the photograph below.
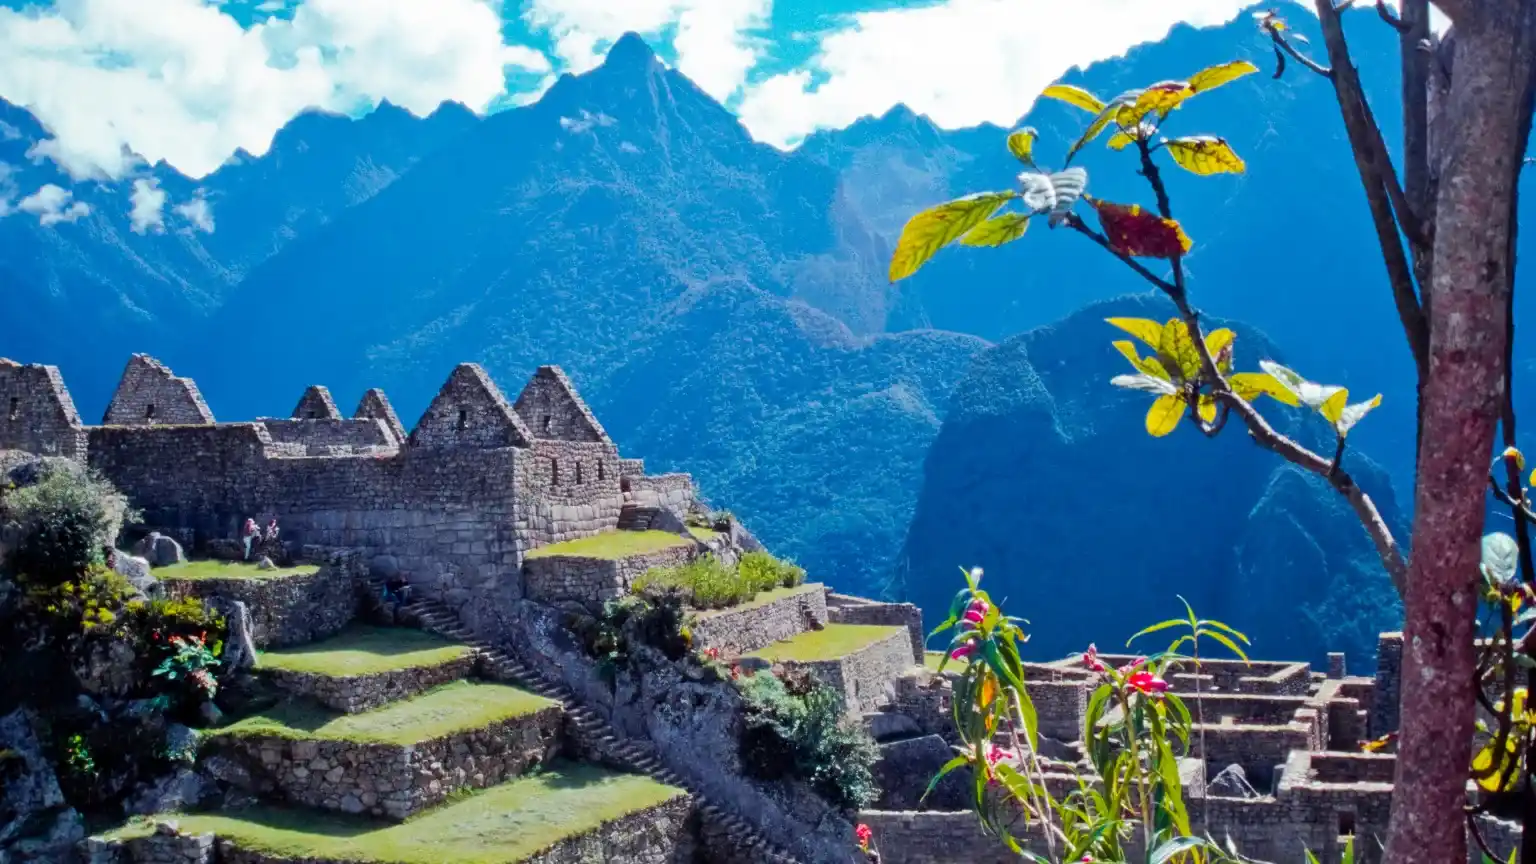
[1093,200,1193,259]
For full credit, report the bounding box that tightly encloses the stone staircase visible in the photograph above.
[402,594,805,864]
[616,503,662,532]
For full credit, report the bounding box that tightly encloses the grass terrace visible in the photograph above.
[257,626,472,677]
[220,681,554,746]
[924,650,971,672]
[104,763,683,864]
[694,583,822,618]
[524,530,689,561]
[746,624,905,665]
[156,559,320,581]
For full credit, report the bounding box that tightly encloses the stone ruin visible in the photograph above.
[0,353,1522,863]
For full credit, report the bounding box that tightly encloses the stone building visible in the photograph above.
[0,354,693,638]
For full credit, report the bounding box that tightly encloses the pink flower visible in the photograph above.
[1082,644,1106,673]
[949,643,976,661]
[855,823,873,850]
[1127,670,1168,697]
[985,743,1016,766]
[1117,656,1147,675]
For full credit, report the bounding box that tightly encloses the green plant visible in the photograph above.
[926,567,1245,863]
[1,462,134,586]
[152,632,221,701]
[734,666,879,811]
[739,551,805,590]
[63,733,95,778]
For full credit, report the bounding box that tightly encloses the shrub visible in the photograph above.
[635,552,805,610]
[2,462,133,586]
[577,590,694,679]
[739,551,805,590]
[735,668,879,812]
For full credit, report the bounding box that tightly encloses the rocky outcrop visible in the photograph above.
[132,533,186,568]
[0,710,84,862]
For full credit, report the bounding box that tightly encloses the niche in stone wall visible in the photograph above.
[551,457,560,486]
[7,396,17,421]
[575,463,583,484]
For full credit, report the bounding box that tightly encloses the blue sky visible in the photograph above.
[0,0,1271,182]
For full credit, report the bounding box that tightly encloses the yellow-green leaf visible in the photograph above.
[1473,739,1521,793]
[1106,128,1135,151]
[1165,136,1246,176]
[1040,83,1105,114]
[1501,446,1526,471]
[1159,318,1201,381]
[1530,467,1536,487]
[1228,372,1300,406]
[889,191,1016,282]
[1106,317,1164,351]
[1146,394,1183,437]
[1188,60,1260,94]
[1006,128,1037,164]
[1126,81,1193,123]
[1066,98,1129,164]
[960,212,1030,247]
[1197,395,1218,424]
[1205,328,1235,365]
[1112,341,1170,379]
[1320,388,1350,425]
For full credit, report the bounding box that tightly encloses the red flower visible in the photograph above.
[855,824,873,851]
[1117,656,1147,675]
[705,647,720,661]
[985,743,1016,766]
[1082,644,1106,673]
[960,598,988,630]
[1127,670,1169,697]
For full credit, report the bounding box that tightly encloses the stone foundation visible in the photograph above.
[163,562,358,649]
[259,654,478,714]
[523,544,695,611]
[691,585,827,656]
[209,705,562,820]
[788,627,915,714]
[825,593,925,664]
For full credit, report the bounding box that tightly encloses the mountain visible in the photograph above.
[897,294,1407,666]
[5,3,1528,661]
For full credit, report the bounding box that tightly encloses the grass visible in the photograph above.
[156,559,320,581]
[524,530,689,561]
[924,650,970,672]
[103,763,683,863]
[219,681,555,746]
[686,525,720,541]
[257,626,472,677]
[695,584,820,618]
[745,624,905,664]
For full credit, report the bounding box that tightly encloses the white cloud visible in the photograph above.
[174,192,214,233]
[0,0,552,180]
[18,182,90,225]
[524,0,769,101]
[737,0,1259,147]
[0,120,19,140]
[559,109,614,133]
[128,177,166,233]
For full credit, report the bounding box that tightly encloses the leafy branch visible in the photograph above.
[886,60,1408,594]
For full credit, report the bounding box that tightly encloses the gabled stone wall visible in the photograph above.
[0,359,87,459]
[102,355,214,427]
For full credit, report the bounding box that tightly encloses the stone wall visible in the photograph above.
[163,561,357,648]
[258,418,395,456]
[692,585,827,656]
[290,385,340,421]
[1369,632,1403,737]
[524,543,695,612]
[891,671,954,741]
[825,593,924,664]
[408,362,531,450]
[627,473,695,512]
[260,653,477,713]
[102,355,214,427]
[792,627,914,714]
[353,389,406,444]
[210,704,562,820]
[0,359,87,460]
[512,366,610,444]
[872,734,971,810]
[1029,679,1088,742]
[857,811,1026,864]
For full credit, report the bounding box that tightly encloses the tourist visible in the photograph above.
[264,519,280,542]
[241,518,259,560]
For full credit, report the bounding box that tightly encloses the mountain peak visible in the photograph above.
[603,32,659,72]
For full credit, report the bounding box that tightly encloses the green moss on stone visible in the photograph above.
[257,626,472,677]
[524,530,689,561]
[745,624,905,664]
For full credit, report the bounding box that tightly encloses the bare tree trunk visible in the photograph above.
[1384,3,1536,861]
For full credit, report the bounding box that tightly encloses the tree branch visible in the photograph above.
[1377,0,1412,32]
[1314,0,1433,384]
[1061,215,1179,295]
